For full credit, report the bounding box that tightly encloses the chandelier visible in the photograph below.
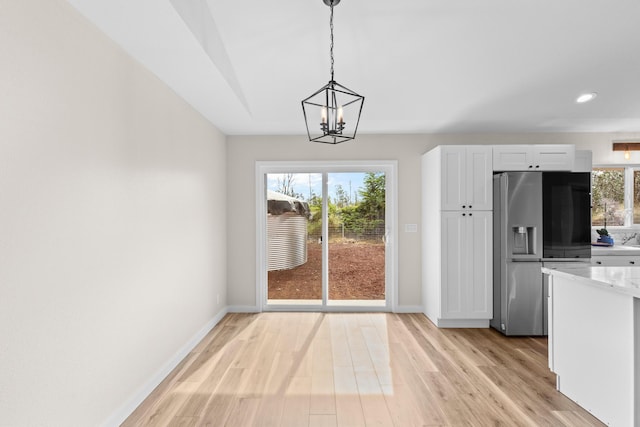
[301,0,364,144]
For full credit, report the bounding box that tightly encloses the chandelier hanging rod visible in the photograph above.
[301,0,364,144]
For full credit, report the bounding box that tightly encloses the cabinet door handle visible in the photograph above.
[462,205,466,208]
[529,165,533,168]
[462,213,466,216]
[469,205,472,208]
[631,261,635,265]
[596,261,602,265]
[469,213,473,216]
[535,165,540,168]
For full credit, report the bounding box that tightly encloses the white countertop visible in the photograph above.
[542,265,640,298]
[591,244,640,256]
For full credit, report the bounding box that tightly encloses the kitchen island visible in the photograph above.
[542,266,640,426]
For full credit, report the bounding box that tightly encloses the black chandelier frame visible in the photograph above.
[301,0,364,145]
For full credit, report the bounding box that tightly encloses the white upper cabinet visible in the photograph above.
[492,145,531,170]
[441,146,493,211]
[573,150,593,172]
[533,145,575,170]
[493,145,575,171]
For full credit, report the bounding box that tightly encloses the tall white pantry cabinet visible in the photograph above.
[422,146,493,327]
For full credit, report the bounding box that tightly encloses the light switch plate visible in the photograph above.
[405,224,418,233]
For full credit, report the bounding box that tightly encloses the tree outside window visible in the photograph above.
[591,168,624,227]
[634,170,640,223]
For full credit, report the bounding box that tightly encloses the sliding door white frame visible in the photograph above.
[255,160,398,312]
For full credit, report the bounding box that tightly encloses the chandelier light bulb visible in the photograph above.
[625,150,631,160]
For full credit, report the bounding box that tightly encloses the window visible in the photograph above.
[592,166,640,227]
[592,168,624,227]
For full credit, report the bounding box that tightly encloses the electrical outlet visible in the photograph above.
[405,224,418,233]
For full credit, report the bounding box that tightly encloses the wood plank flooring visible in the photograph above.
[122,313,604,426]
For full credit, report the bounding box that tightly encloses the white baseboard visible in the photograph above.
[394,305,423,313]
[435,318,490,328]
[101,307,229,427]
[228,305,424,314]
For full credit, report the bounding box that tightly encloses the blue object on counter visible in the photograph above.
[597,235,614,245]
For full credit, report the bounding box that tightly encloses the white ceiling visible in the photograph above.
[66,0,640,136]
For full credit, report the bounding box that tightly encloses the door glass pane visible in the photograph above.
[591,168,624,227]
[266,173,322,305]
[328,172,386,305]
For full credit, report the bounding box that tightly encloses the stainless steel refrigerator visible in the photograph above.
[492,172,545,336]
[492,171,591,336]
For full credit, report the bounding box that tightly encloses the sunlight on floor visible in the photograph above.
[123,313,601,426]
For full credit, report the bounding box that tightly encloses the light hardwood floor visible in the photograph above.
[123,313,604,426]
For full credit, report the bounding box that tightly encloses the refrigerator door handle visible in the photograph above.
[499,174,509,264]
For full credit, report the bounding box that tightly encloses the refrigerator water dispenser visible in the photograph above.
[512,226,536,255]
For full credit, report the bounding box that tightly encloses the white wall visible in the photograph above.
[579,134,640,165]
[0,1,227,425]
[226,133,640,310]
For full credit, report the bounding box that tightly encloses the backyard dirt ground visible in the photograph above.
[268,241,385,300]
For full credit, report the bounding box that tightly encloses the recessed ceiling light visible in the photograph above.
[576,92,597,103]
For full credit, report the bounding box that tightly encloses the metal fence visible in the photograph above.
[308,224,385,242]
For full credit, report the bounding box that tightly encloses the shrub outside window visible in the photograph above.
[592,168,624,227]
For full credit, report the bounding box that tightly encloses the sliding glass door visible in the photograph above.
[327,172,386,307]
[258,162,396,311]
[266,172,322,305]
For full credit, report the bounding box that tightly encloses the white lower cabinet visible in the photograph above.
[591,256,640,266]
[428,211,493,326]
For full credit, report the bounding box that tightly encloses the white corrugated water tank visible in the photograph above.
[267,190,310,271]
